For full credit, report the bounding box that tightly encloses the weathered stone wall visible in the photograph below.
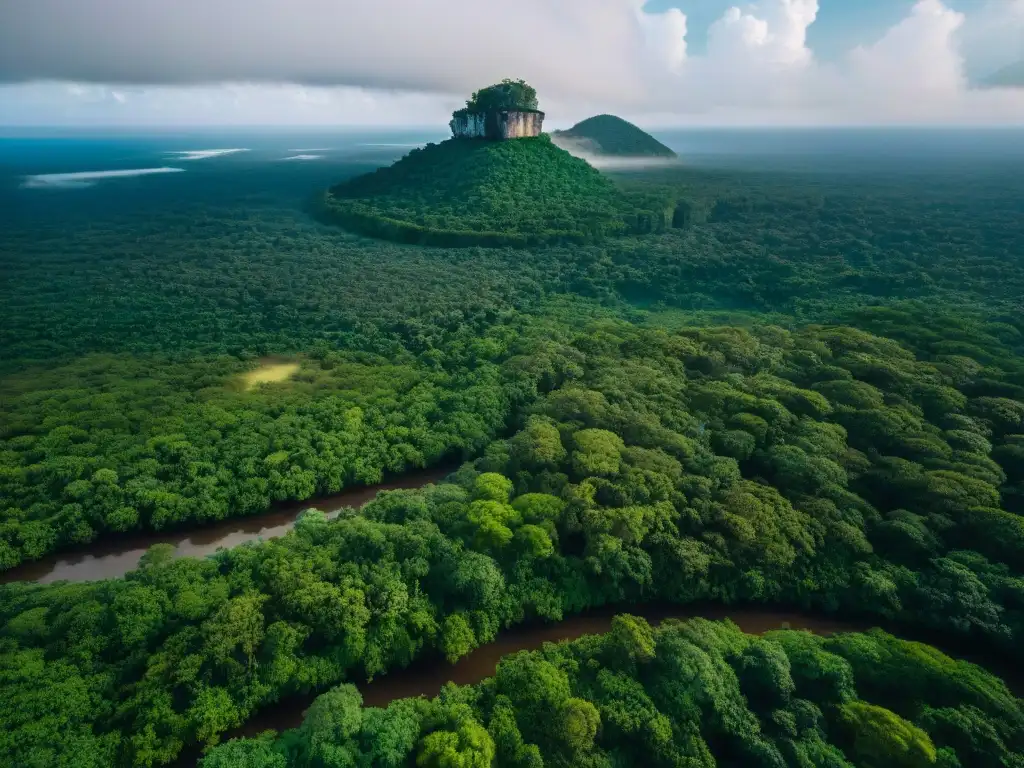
[450,110,545,140]
[451,111,488,139]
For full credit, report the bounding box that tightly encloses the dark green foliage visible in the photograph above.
[200,618,1024,768]
[0,349,514,568]
[554,114,677,157]
[322,136,632,246]
[3,310,1024,765]
[3,144,1024,767]
[459,78,540,113]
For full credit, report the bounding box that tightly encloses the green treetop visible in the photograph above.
[462,79,539,113]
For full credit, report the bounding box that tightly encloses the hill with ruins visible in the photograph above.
[321,80,636,246]
[449,78,546,140]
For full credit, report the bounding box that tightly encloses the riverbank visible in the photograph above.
[195,606,1024,768]
[201,606,1024,765]
[182,601,1024,765]
[0,465,453,584]
[233,605,866,741]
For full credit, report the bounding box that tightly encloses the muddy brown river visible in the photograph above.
[1,466,453,584]
[236,606,866,739]
[5,469,1018,768]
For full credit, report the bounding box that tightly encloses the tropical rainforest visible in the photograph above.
[553,114,678,158]
[321,135,635,246]
[201,616,1024,768]
[0,129,1023,767]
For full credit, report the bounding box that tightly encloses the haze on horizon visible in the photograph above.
[0,0,1022,128]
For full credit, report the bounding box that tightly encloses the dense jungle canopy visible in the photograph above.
[321,136,634,246]
[0,133,1022,767]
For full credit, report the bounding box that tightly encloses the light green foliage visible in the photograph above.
[417,712,495,768]
[509,418,567,469]
[559,697,601,753]
[200,733,286,768]
[572,429,625,477]
[202,593,267,670]
[440,614,477,664]
[294,684,364,766]
[510,493,565,524]
[607,614,656,666]
[711,428,757,460]
[768,631,855,705]
[466,499,520,550]
[839,701,937,768]
[472,473,513,503]
[514,525,554,559]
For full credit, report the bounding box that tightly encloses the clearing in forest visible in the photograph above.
[240,360,300,390]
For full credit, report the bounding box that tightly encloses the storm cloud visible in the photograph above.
[1,0,1022,125]
[0,0,682,107]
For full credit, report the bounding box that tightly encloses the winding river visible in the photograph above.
[236,606,868,740]
[5,469,1019,768]
[0,466,453,584]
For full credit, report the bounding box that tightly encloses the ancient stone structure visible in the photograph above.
[450,109,545,140]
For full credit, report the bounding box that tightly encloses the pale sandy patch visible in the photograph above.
[241,361,300,390]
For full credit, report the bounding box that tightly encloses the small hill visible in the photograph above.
[553,115,677,158]
[984,61,1024,88]
[321,135,629,247]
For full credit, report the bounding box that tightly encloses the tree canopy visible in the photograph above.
[459,78,540,114]
[200,618,1024,768]
[322,136,633,246]
[2,139,1024,766]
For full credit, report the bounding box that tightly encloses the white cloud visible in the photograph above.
[820,0,1024,125]
[958,0,1024,80]
[841,0,966,117]
[0,0,678,107]
[636,4,688,73]
[22,167,184,189]
[648,0,1024,125]
[1,0,1023,126]
[707,0,817,67]
[169,149,250,160]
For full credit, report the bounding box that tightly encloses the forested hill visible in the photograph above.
[553,114,677,158]
[321,135,630,246]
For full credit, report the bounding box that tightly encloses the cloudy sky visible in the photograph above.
[0,0,1022,127]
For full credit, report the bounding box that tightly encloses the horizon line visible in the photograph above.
[2,123,1024,134]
